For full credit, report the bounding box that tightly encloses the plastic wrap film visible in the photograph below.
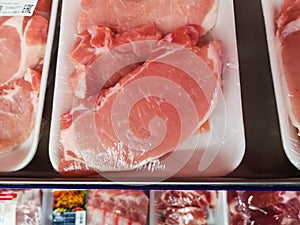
[0,189,42,225]
[49,0,245,181]
[227,191,300,225]
[0,0,58,171]
[150,190,221,225]
[262,0,300,169]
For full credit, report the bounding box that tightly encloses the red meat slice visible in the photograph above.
[34,0,53,18]
[0,22,21,84]
[59,25,222,174]
[69,23,162,99]
[0,15,48,85]
[0,78,35,153]
[156,190,217,225]
[86,190,149,225]
[78,0,219,35]
[276,0,300,134]
[228,191,300,225]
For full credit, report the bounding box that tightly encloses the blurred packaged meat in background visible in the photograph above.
[0,189,42,225]
[0,0,58,171]
[86,189,149,225]
[50,0,245,181]
[275,0,300,136]
[262,0,300,169]
[228,191,300,225]
[151,190,220,225]
[46,189,149,225]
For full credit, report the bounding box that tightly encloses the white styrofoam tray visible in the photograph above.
[261,0,300,169]
[0,0,59,171]
[49,0,245,180]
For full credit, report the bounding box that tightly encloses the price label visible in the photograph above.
[0,0,38,16]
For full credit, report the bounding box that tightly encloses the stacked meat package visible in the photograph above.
[262,0,300,169]
[0,0,58,171]
[50,0,245,180]
[151,190,219,225]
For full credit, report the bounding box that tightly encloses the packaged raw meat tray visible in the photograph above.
[42,189,149,225]
[49,0,245,181]
[227,191,300,225]
[0,0,58,171]
[262,0,300,169]
[149,190,227,225]
[0,188,42,225]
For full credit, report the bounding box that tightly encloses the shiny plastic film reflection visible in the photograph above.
[70,41,226,182]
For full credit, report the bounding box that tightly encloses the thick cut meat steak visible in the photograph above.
[69,23,162,99]
[78,0,219,35]
[59,25,222,173]
[0,16,48,84]
[0,78,35,153]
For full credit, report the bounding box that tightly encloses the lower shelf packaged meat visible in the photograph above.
[262,0,300,169]
[0,189,42,225]
[227,191,300,225]
[43,189,149,225]
[150,190,227,225]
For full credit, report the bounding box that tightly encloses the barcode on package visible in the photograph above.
[75,211,86,225]
[0,0,38,16]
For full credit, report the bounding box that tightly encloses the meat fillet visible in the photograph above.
[59,25,222,174]
[78,0,219,35]
[69,23,162,99]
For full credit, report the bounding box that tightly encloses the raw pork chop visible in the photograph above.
[0,70,41,154]
[228,191,300,225]
[69,23,162,99]
[78,0,219,35]
[87,190,149,225]
[0,15,48,84]
[156,190,218,225]
[58,25,222,174]
[0,0,51,153]
[276,0,300,135]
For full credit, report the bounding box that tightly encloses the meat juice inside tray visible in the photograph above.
[0,0,58,171]
[49,0,245,181]
[262,0,300,169]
